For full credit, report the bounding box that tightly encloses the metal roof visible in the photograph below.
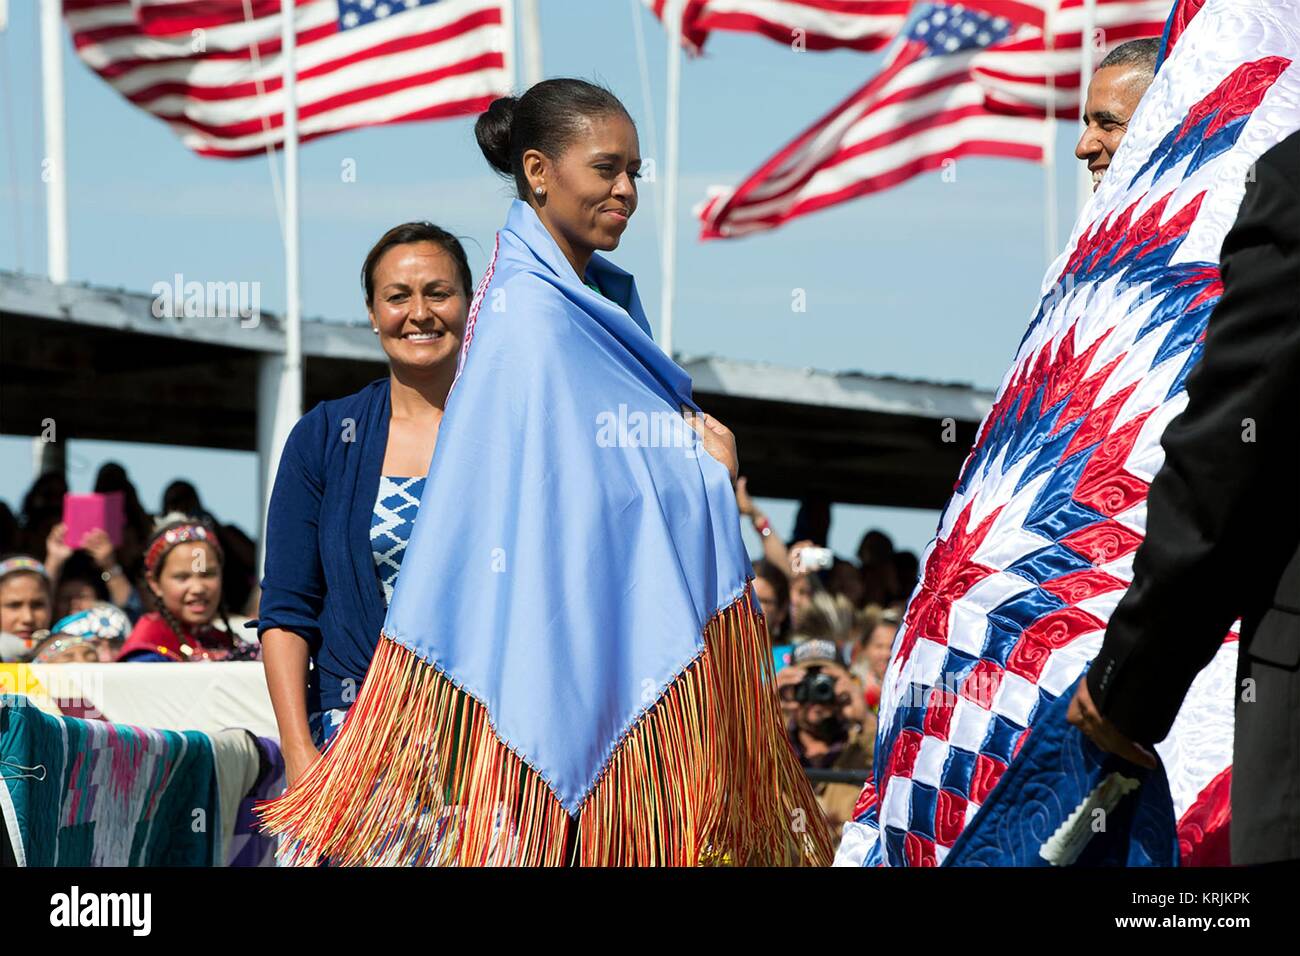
[680,354,990,423]
[1,270,994,508]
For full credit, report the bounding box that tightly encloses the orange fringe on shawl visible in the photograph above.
[257,582,835,866]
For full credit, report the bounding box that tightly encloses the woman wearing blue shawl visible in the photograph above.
[260,80,833,866]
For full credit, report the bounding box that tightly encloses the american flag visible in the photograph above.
[65,0,510,158]
[644,0,914,53]
[969,0,1172,118]
[838,0,1300,865]
[961,0,1163,30]
[696,2,1044,239]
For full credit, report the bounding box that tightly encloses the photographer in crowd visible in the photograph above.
[777,639,875,845]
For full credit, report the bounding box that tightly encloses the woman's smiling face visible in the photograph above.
[368,241,470,374]
[525,113,641,270]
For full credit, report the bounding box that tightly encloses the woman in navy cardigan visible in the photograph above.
[258,222,473,787]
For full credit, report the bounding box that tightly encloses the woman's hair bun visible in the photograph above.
[475,81,632,200]
[474,95,517,176]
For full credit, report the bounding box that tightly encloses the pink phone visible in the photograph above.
[63,492,126,550]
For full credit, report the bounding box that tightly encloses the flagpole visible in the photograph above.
[500,0,518,91]
[660,0,683,358]
[259,0,303,576]
[629,0,663,271]
[1077,0,1095,212]
[1043,1,1058,269]
[519,0,542,87]
[38,0,67,283]
[281,0,301,422]
[32,0,68,490]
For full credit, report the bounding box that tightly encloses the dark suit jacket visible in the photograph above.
[1087,130,1300,745]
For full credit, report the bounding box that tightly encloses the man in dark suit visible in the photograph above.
[1068,129,1300,865]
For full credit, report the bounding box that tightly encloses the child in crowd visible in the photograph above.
[117,515,249,662]
[0,556,53,662]
[33,603,132,663]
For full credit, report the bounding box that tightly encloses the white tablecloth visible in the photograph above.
[6,662,279,739]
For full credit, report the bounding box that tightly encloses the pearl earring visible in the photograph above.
[534,185,545,197]
[372,327,379,335]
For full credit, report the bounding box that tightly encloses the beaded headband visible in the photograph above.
[52,602,131,642]
[144,523,223,576]
[33,633,116,664]
[0,556,49,583]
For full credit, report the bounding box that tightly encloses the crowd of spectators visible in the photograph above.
[737,477,919,840]
[0,463,260,664]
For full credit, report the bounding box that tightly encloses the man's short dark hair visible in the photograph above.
[1098,38,1159,76]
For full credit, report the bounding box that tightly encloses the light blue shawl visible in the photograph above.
[384,199,752,813]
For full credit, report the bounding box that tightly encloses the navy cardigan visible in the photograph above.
[258,378,392,713]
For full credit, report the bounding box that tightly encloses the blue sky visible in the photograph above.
[0,0,1096,558]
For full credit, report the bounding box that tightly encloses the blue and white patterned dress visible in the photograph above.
[309,474,426,751]
[370,475,427,606]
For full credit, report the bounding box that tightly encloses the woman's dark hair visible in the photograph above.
[0,502,17,555]
[162,480,202,517]
[18,475,65,558]
[56,550,111,599]
[93,462,152,540]
[753,559,791,642]
[361,222,474,305]
[19,472,67,539]
[474,79,634,200]
[52,550,112,619]
[753,559,791,610]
